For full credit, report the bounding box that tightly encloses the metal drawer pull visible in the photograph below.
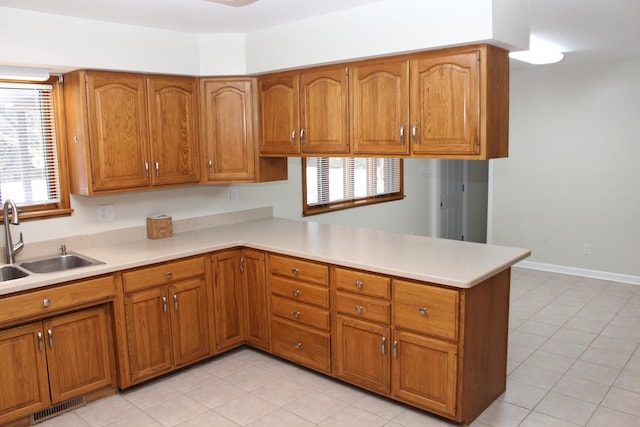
[291,267,299,275]
[43,298,50,307]
[393,340,398,359]
[355,305,364,313]
[47,329,53,349]
[294,342,302,350]
[37,332,44,352]
[418,307,428,316]
[165,271,172,279]
[293,311,301,319]
[292,289,300,297]
[162,296,167,313]
[355,280,363,289]
[174,294,179,311]
[381,336,386,356]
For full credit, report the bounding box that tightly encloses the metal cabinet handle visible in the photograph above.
[162,296,167,313]
[412,124,418,143]
[294,342,302,350]
[292,289,300,297]
[291,129,297,145]
[208,159,213,174]
[155,161,160,177]
[300,128,306,144]
[418,307,427,316]
[165,272,172,279]
[43,298,50,307]
[47,329,53,349]
[145,161,149,176]
[355,305,364,313]
[291,267,299,275]
[293,311,301,319]
[37,331,44,352]
[355,280,363,289]
[174,294,179,311]
[240,257,244,273]
[393,340,398,359]
[400,125,405,144]
[382,336,386,356]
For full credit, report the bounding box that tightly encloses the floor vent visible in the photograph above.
[29,396,86,425]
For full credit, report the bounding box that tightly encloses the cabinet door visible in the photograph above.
[335,316,390,394]
[350,60,410,155]
[258,73,300,154]
[411,51,480,155]
[147,76,201,185]
[0,323,50,425]
[299,67,349,154]
[242,249,269,350]
[124,286,172,383]
[85,71,150,191]
[201,79,256,181]
[392,330,458,418]
[212,251,246,351]
[44,306,114,404]
[169,278,211,367]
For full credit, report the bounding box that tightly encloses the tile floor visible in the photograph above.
[37,268,640,427]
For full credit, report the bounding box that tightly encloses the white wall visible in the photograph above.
[490,59,640,279]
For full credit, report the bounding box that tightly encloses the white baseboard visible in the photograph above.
[516,260,640,286]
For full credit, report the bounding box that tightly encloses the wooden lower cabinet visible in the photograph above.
[271,318,331,373]
[241,249,269,350]
[211,250,246,352]
[392,329,458,418]
[0,306,115,425]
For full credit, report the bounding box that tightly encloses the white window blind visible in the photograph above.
[306,157,401,207]
[0,82,61,207]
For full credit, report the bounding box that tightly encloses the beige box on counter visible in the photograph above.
[146,215,173,239]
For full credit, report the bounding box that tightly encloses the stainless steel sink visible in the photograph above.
[0,265,30,282]
[20,252,104,274]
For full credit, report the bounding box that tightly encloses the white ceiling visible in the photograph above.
[1,0,639,67]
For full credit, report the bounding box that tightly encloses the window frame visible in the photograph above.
[302,157,404,216]
[0,76,72,222]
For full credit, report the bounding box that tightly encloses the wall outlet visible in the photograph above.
[97,204,115,222]
[583,243,591,256]
[229,189,239,203]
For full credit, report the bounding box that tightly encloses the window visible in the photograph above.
[0,77,71,220]
[303,157,403,216]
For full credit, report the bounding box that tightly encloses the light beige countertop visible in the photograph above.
[0,216,531,296]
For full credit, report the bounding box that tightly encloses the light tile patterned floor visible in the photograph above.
[37,268,640,426]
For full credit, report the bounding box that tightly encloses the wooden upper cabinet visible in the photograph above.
[258,73,300,155]
[259,66,349,156]
[84,72,150,191]
[64,70,200,195]
[147,76,200,186]
[350,60,410,156]
[201,79,256,182]
[410,51,480,156]
[299,67,349,154]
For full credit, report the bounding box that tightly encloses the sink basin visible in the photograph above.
[0,265,30,282]
[20,252,104,274]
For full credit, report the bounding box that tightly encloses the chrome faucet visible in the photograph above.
[3,199,24,264]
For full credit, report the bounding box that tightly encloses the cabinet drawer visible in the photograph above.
[269,254,328,286]
[271,295,329,331]
[334,267,390,299]
[0,275,115,325]
[336,291,391,324]
[123,256,205,293]
[393,279,459,341]
[271,318,330,373]
[270,276,329,308]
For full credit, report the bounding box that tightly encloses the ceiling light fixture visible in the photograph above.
[205,0,259,6]
[509,39,565,65]
[0,65,50,81]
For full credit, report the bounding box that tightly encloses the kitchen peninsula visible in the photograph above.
[0,210,530,425]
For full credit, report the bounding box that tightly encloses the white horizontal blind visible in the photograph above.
[0,82,60,207]
[306,157,401,206]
